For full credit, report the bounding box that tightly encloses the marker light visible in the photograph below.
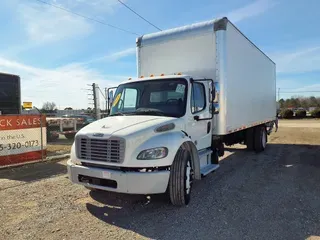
[155,123,175,133]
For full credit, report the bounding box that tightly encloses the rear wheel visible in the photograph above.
[168,148,193,206]
[211,150,219,164]
[245,128,254,150]
[253,126,267,152]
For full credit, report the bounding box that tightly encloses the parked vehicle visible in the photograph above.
[67,17,278,206]
[46,117,86,141]
[62,115,96,126]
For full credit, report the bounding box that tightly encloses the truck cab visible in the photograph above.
[68,74,218,205]
[109,75,216,151]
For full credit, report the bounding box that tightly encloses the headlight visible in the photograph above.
[137,147,168,160]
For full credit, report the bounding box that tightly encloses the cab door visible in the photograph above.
[187,80,213,150]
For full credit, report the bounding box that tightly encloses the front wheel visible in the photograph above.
[168,148,193,206]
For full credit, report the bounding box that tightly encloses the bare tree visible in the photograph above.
[42,102,57,113]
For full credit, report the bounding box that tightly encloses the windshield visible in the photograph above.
[110,78,188,118]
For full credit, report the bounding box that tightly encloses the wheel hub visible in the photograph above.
[185,160,193,194]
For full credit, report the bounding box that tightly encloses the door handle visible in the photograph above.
[207,122,211,133]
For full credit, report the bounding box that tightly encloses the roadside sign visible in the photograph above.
[0,115,47,166]
[23,102,33,109]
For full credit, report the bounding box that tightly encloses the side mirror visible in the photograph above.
[106,86,118,112]
[213,103,219,114]
[212,105,216,114]
[108,90,114,108]
[211,88,216,102]
[109,90,114,102]
[212,82,219,114]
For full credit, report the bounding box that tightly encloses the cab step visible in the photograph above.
[200,164,219,176]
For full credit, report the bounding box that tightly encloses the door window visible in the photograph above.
[191,82,206,113]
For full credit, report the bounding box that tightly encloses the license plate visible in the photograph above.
[102,171,111,179]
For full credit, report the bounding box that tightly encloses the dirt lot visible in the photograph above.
[0,120,319,240]
[46,136,73,157]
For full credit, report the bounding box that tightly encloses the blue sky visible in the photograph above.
[0,0,319,108]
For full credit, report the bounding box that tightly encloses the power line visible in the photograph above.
[98,87,106,100]
[116,0,162,31]
[33,0,139,36]
[278,88,320,91]
[280,91,320,93]
[277,87,309,89]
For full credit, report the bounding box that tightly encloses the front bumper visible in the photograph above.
[67,160,170,194]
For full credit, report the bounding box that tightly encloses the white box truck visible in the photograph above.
[67,17,278,206]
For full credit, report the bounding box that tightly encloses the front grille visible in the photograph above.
[77,137,125,163]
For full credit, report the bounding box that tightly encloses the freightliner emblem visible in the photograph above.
[93,133,104,137]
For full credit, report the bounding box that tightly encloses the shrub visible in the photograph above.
[280,109,294,119]
[310,108,320,118]
[295,110,307,118]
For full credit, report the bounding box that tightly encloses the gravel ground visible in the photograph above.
[0,120,320,240]
[46,136,73,157]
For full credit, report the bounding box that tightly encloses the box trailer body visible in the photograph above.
[136,18,277,135]
[67,17,278,206]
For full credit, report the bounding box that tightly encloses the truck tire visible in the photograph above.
[245,128,254,150]
[47,132,59,142]
[211,150,219,164]
[65,133,76,140]
[253,126,267,153]
[168,148,193,206]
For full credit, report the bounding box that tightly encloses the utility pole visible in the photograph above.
[86,85,94,113]
[92,83,101,120]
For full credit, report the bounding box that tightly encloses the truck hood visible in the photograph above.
[77,115,178,137]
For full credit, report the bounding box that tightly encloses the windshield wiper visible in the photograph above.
[109,112,125,116]
[109,111,140,116]
[133,108,166,116]
[110,109,166,117]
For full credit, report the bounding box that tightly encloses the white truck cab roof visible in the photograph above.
[118,74,192,86]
